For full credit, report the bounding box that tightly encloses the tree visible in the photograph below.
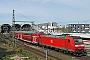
[66,26,71,33]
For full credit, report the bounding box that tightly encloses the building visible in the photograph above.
[37,22,57,26]
[69,24,90,33]
[37,22,58,34]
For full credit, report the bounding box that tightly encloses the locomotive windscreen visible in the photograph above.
[74,38,83,44]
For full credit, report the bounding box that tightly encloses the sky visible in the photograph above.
[0,0,90,25]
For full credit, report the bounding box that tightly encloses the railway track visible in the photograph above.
[75,56,90,60]
[16,40,63,60]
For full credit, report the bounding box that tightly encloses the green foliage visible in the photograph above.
[3,54,15,60]
[16,47,24,53]
[24,58,29,60]
[7,41,12,47]
[20,50,32,56]
[67,26,71,33]
[48,57,53,60]
[61,26,66,33]
[56,25,71,33]
[20,50,42,60]
[35,56,39,60]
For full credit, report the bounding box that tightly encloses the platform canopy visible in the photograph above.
[21,24,31,31]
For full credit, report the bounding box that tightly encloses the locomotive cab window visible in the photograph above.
[74,38,82,44]
[68,40,70,43]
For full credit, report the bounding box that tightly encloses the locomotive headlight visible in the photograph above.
[75,45,79,47]
[75,44,84,47]
[80,44,84,46]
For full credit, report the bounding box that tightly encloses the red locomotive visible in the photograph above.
[14,32,87,56]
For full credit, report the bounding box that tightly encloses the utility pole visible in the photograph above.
[12,9,16,50]
[12,9,34,50]
[44,49,48,60]
[44,50,48,60]
[47,23,48,34]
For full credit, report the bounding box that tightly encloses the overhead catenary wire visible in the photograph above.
[14,10,35,23]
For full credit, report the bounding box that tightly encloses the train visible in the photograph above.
[10,31,87,56]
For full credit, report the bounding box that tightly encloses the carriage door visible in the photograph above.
[18,34,22,39]
[20,34,22,39]
[18,34,20,39]
[33,36,36,43]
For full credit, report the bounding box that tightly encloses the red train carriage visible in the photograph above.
[15,32,44,44]
[15,32,32,42]
[22,34,32,42]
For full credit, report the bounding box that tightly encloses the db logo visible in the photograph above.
[50,40,53,43]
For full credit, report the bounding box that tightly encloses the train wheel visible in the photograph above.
[58,49,62,52]
[51,47,55,50]
[83,52,87,56]
[76,54,81,57]
[66,50,69,54]
[72,52,76,56]
[63,50,67,54]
